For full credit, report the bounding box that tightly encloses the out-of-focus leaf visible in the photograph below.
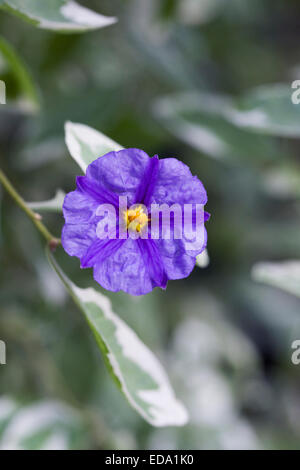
[0,36,39,111]
[16,137,65,170]
[226,84,300,138]
[27,189,65,213]
[0,0,117,33]
[47,250,188,427]
[196,249,210,268]
[177,0,223,25]
[0,397,17,429]
[252,260,300,298]
[0,398,83,450]
[262,166,300,199]
[154,93,280,163]
[65,121,123,173]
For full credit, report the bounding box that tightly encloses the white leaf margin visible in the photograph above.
[47,250,189,427]
[65,121,123,173]
[252,260,300,299]
[30,122,122,213]
[27,189,66,213]
[0,399,78,450]
[1,0,117,32]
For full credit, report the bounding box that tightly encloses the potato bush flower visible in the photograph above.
[62,149,209,295]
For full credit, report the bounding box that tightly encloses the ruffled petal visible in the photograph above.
[92,238,159,295]
[156,237,199,281]
[76,176,120,209]
[63,189,99,225]
[150,158,207,207]
[133,155,159,206]
[85,148,150,205]
[137,238,168,289]
[81,237,125,268]
[62,222,96,258]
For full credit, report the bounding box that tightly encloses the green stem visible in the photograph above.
[0,168,60,249]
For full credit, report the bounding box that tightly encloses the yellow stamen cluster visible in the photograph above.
[125,205,148,233]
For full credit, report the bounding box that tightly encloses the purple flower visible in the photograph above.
[62,149,209,295]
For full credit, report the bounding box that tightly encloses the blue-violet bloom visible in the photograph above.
[62,149,210,295]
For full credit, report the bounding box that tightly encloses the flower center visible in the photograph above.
[125,205,148,233]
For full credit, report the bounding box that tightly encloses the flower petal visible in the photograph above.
[156,237,199,280]
[134,155,159,206]
[62,222,96,258]
[63,189,99,225]
[137,238,168,289]
[85,148,150,205]
[76,175,120,209]
[92,238,158,295]
[150,158,207,207]
[81,237,125,268]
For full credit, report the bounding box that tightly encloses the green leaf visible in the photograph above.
[223,84,300,138]
[47,250,188,427]
[0,397,18,432]
[65,121,123,173]
[252,260,300,298]
[0,0,117,33]
[154,93,280,163]
[0,36,39,111]
[16,137,65,171]
[0,398,83,450]
[27,189,65,213]
[262,165,300,199]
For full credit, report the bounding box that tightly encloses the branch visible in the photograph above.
[0,168,61,249]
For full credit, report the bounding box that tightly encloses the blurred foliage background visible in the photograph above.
[1,0,300,450]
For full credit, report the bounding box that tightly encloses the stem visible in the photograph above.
[0,168,60,249]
